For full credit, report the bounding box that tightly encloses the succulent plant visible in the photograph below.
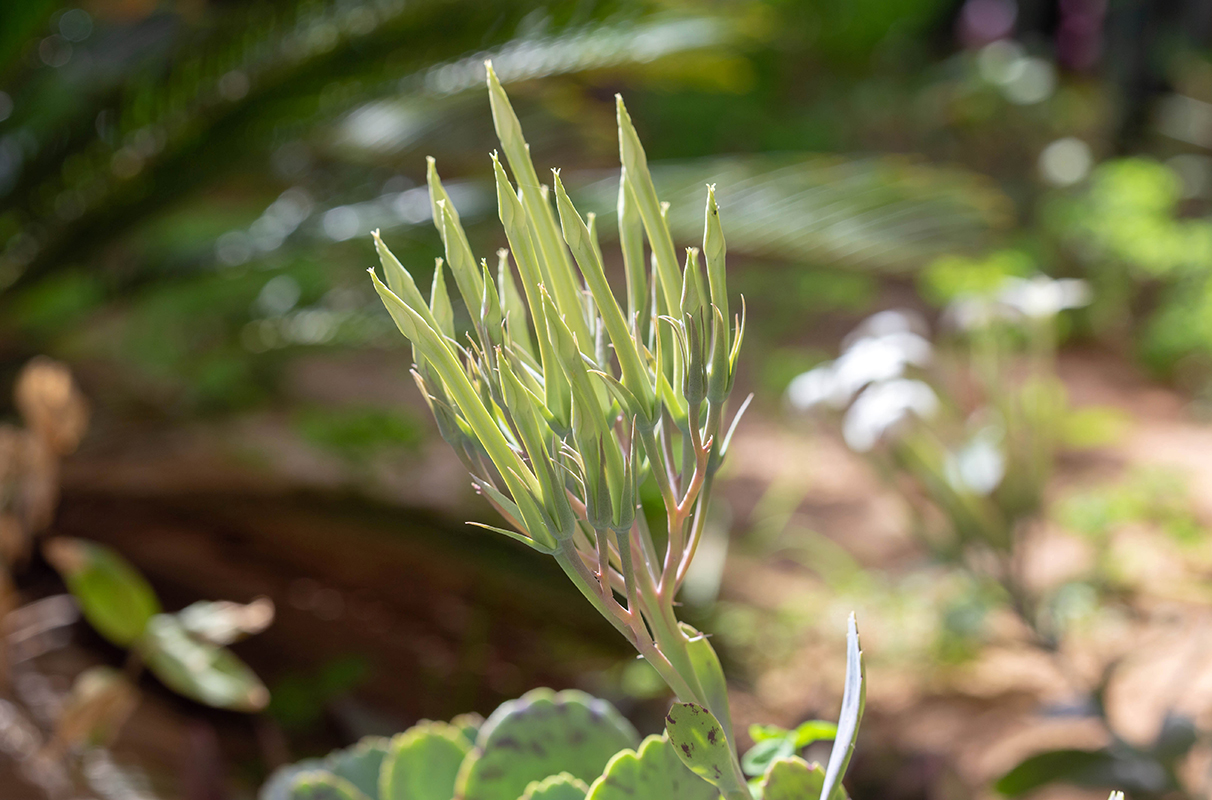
[365,61,753,796]
[265,61,878,800]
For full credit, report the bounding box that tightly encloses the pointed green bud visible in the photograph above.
[426,156,461,236]
[706,305,730,405]
[479,258,503,342]
[497,248,534,357]
[438,200,484,320]
[430,258,454,339]
[586,211,604,270]
[618,170,647,335]
[492,154,571,431]
[552,170,654,420]
[374,230,429,319]
[703,185,728,333]
[616,95,681,320]
[369,268,538,500]
[681,247,707,324]
[486,62,592,349]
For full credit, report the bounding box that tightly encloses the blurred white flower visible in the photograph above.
[842,309,929,348]
[788,310,933,411]
[945,426,1005,495]
[998,276,1091,318]
[943,294,1002,330]
[786,365,839,409]
[842,379,939,452]
[944,274,1093,330]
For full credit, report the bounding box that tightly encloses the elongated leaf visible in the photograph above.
[486,62,592,348]
[552,171,653,415]
[44,538,160,647]
[819,615,865,800]
[616,96,682,318]
[138,613,268,712]
[995,749,1172,797]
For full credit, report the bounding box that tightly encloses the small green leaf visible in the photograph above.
[743,721,837,778]
[748,725,789,744]
[758,757,826,800]
[819,614,864,800]
[138,613,268,711]
[329,737,390,800]
[263,762,327,800]
[679,623,734,747]
[520,773,588,800]
[586,734,717,800]
[44,538,160,647]
[742,739,794,778]
[381,722,470,800]
[664,703,747,798]
[792,721,838,749]
[290,772,371,800]
[994,749,1156,797]
[456,688,638,800]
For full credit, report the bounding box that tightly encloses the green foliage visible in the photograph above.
[996,747,1178,798]
[269,657,370,732]
[44,537,271,712]
[369,61,756,796]
[138,613,269,712]
[457,689,639,800]
[742,721,837,777]
[295,406,424,460]
[1057,468,1205,545]
[919,250,1033,306]
[585,734,717,800]
[43,538,160,647]
[1043,157,1212,378]
[264,653,870,800]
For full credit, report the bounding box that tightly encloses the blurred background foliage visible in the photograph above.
[6,0,1212,798]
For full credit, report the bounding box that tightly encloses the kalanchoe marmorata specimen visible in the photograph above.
[366,61,754,796]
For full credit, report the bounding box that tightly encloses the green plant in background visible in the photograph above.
[786,293,1072,643]
[0,358,272,795]
[261,64,867,800]
[43,536,272,712]
[786,274,1199,798]
[1043,157,1212,384]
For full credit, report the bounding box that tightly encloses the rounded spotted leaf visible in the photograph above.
[455,688,638,800]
